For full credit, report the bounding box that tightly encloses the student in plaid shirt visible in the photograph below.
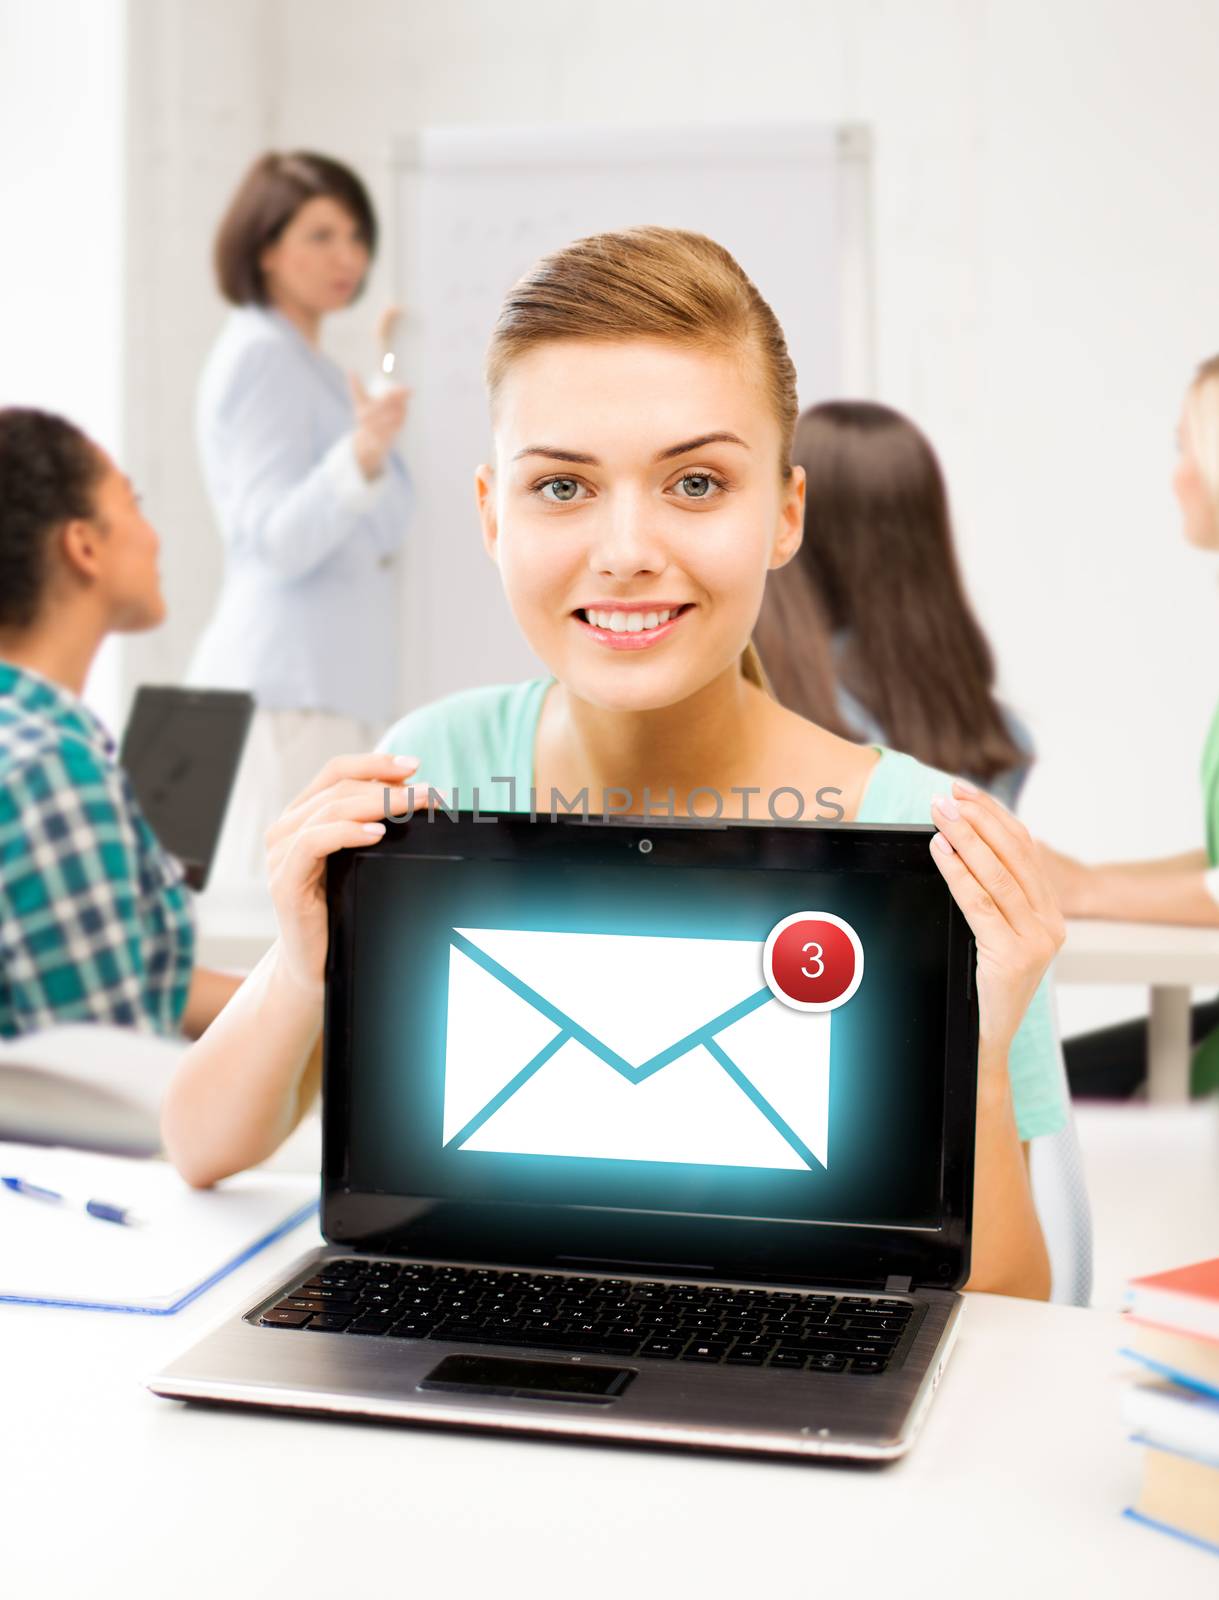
[0,409,240,1039]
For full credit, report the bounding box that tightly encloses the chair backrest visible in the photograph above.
[1028,982,1094,1306]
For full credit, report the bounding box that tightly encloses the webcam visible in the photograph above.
[637,838,653,854]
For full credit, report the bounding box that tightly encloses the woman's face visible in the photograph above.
[260,196,369,319]
[82,452,167,631]
[477,338,804,712]
[1172,401,1219,550]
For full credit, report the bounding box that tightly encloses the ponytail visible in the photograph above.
[741,640,770,693]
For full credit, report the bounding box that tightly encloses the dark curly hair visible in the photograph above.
[0,408,106,629]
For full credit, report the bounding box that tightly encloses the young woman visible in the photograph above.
[188,151,413,897]
[754,401,1033,808]
[163,229,1066,1299]
[1040,353,1219,1097]
[0,408,239,1038]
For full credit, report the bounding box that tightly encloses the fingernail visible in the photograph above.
[392,754,418,768]
[931,793,961,821]
[362,822,386,835]
[931,832,955,856]
[952,778,979,797]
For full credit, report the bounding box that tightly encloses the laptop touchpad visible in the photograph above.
[420,1354,635,1403]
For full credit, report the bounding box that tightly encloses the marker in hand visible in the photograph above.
[349,370,410,482]
[371,303,404,395]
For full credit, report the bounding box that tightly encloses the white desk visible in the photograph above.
[1057,918,1219,1102]
[7,1102,1218,1597]
[4,1272,1204,1596]
[195,889,277,973]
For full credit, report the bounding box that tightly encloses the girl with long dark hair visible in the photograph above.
[755,402,1032,806]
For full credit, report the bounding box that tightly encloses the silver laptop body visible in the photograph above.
[152,813,977,1462]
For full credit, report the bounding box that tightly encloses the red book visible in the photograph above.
[1127,1258,1219,1344]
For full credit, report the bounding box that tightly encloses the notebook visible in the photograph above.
[1121,1256,1219,1399]
[1126,1257,1219,1342]
[0,1142,318,1314]
[0,1025,185,1156]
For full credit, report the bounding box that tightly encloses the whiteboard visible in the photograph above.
[392,123,873,710]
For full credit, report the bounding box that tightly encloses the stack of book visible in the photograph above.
[1120,1256,1219,1557]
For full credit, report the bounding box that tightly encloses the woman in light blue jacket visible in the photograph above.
[189,151,412,893]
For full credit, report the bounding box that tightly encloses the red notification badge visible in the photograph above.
[763,912,863,1013]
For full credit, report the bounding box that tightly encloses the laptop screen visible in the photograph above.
[119,686,253,890]
[325,817,977,1285]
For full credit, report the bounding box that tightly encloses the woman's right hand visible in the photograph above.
[349,374,410,480]
[265,753,422,996]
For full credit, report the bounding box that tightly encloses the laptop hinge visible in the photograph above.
[884,1274,913,1294]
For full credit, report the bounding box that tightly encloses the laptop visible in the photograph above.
[119,686,254,891]
[151,810,977,1462]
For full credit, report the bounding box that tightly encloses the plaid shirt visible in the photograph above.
[0,662,195,1038]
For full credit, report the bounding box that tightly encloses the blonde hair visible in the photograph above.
[1185,355,1219,526]
[486,226,796,690]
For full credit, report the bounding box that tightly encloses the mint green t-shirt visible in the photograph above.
[1202,697,1219,869]
[380,679,1067,1141]
[1192,699,1219,1095]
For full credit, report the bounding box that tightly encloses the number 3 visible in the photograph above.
[801,941,824,980]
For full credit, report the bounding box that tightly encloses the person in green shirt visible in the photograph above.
[165,228,1067,1299]
[1039,353,1219,1098]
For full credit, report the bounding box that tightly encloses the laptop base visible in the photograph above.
[151,1249,963,1464]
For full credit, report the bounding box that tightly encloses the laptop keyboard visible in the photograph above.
[256,1259,915,1375]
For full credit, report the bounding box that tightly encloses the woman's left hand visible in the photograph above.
[1035,840,1095,916]
[929,779,1066,1059]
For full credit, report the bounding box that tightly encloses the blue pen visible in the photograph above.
[2,1175,141,1226]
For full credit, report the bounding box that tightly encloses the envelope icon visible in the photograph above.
[442,927,831,1171]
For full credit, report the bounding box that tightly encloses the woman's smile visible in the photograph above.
[573,600,695,650]
[481,337,803,708]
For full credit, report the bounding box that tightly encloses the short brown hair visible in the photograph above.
[486,227,796,692]
[213,151,378,306]
[486,226,798,476]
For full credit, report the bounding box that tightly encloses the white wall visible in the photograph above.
[81,0,1219,1032]
[0,0,126,443]
[978,2,1219,851]
[119,0,277,707]
[0,0,128,725]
